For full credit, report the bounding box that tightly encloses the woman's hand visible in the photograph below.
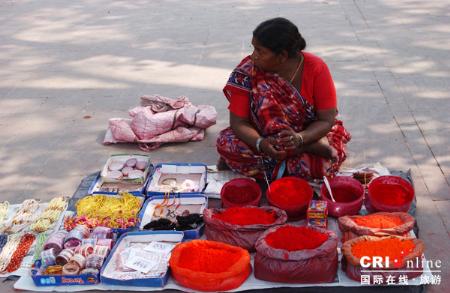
[260,137,287,161]
[276,128,303,152]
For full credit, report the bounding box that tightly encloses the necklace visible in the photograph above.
[289,54,304,83]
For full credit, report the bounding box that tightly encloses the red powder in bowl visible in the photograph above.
[370,184,411,206]
[212,207,277,225]
[325,186,360,203]
[265,226,329,251]
[224,186,256,204]
[268,177,312,208]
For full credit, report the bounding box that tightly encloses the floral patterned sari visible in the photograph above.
[217,56,351,180]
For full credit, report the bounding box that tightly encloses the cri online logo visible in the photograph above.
[360,256,442,270]
[360,256,403,269]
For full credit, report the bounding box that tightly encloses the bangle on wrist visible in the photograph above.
[297,133,304,147]
[255,137,264,153]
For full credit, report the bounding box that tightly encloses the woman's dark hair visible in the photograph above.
[253,17,306,57]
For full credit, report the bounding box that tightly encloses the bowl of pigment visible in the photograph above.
[221,178,262,208]
[367,176,414,213]
[319,176,364,217]
[266,176,313,220]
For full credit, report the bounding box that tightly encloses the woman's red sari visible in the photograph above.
[217,56,351,180]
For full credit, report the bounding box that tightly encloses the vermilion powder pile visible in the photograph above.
[224,186,256,204]
[371,184,411,206]
[177,244,242,273]
[271,182,309,207]
[353,214,404,229]
[326,186,360,203]
[213,207,277,225]
[351,238,415,265]
[265,226,328,251]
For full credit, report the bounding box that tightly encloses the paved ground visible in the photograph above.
[0,0,449,292]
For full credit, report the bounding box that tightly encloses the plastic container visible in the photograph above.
[65,193,143,235]
[88,172,150,197]
[220,178,262,208]
[138,194,207,239]
[266,177,313,220]
[366,176,414,213]
[32,265,100,286]
[319,176,364,217]
[146,163,207,198]
[100,231,184,287]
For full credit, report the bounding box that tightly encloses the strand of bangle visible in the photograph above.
[31,197,68,233]
[5,233,36,272]
[0,234,21,272]
[31,210,61,233]
[48,196,68,211]
[32,233,48,263]
[0,234,8,253]
[1,199,40,234]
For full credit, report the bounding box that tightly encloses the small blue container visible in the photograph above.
[67,193,145,236]
[100,231,184,287]
[89,154,153,197]
[88,172,151,197]
[32,265,100,286]
[145,163,207,198]
[138,193,207,239]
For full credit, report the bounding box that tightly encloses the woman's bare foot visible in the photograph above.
[302,137,337,161]
[217,157,231,171]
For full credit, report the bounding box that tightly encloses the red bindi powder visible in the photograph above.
[265,226,328,251]
[371,184,411,206]
[270,181,310,207]
[224,186,257,204]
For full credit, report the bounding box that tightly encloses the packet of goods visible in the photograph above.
[307,200,328,228]
[122,247,166,274]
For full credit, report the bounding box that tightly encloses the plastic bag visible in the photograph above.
[342,235,425,283]
[338,212,415,242]
[203,206,287,251]
[254,225,338,283]
[169,240,251,292]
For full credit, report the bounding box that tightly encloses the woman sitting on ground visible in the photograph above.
[217,17,351,180]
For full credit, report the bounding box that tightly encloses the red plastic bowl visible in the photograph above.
[221,178,262,208]
[266,177,313,220]
[367,176,414,213]
[319,176,364,217]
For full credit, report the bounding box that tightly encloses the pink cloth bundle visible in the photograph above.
[104,95,217,151]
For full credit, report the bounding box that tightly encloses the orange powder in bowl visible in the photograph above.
[351,238,415,264]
